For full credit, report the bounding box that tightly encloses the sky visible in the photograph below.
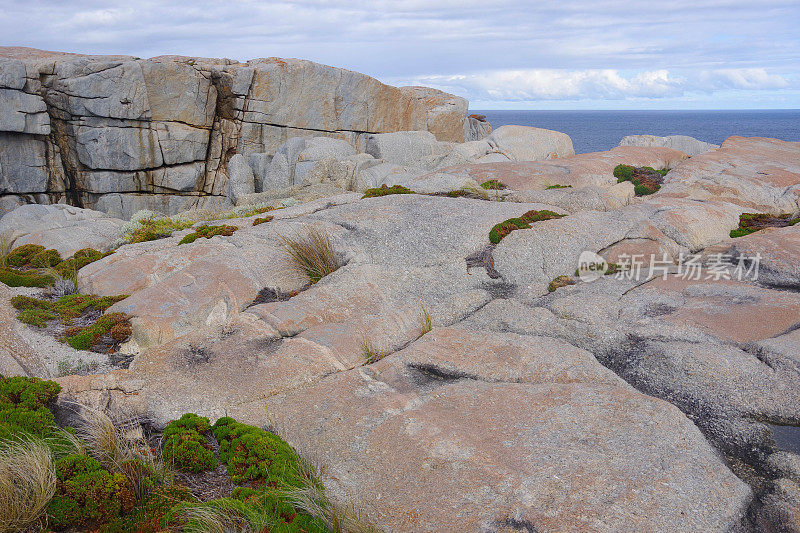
[1,0,799,109]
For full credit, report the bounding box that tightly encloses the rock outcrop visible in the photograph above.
[0,47,471,218]
[3,65,800,533]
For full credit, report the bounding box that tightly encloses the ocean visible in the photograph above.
[470,110,800,155]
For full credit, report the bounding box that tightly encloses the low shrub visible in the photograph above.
[30,248,62,268]
[129,216,194,244]
[10,294,131,352]
[47,453,136,530]
[489,209,564,244]
[614,164,666,196]
[253,215,274,226]
[212,417,302,487]
[54,248,111,276]
[548,275,576,292]
[0,266,54,288]
[5,244,47,268]
[178,224,238,245]
[480,179,507,190]
[100,484,194,533]
[362,184,415,198]
[730,212,800,238]
[0,375,61,441]
[546,184,572,189]
[162,413,217,473]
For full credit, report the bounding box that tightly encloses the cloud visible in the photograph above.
[387,67,792,102]
[0,0,798,107]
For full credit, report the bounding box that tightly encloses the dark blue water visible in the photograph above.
[470,110,800,154]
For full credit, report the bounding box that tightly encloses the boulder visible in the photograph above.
[0,203,125,256]
[225,154,255,204]
[248,153,272,192]
[364,130,448,167]
[487,125,575,161]
[619,134,719,156]
[730,223,800,289]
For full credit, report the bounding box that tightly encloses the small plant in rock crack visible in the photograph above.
[419,303,433,335]
[278,226,341,284]
[361,336,388,365]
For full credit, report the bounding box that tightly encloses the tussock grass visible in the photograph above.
[73,406,169,498]
[283,455,381,533]
[0,437,57,533]
[278,226,340,284]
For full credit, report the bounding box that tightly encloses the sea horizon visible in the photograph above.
[470,108,800,154]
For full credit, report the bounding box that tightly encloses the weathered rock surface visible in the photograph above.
[620,134,719,156]
[660,136,800,212]
[0,203,125,255]
[0,47,470,216]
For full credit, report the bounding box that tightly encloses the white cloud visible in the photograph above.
[387,67,792,102]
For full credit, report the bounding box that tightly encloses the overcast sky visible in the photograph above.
[2,0,798,109]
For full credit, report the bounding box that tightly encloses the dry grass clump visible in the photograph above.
[0,437,57,533]
[278,226,340,284]
[73,406,169,498]
[284,456,381,533]
[0,234,11,268]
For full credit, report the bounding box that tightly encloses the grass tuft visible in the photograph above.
[278,226,340,284]
[0,437,57,533]
[419,303,432,335]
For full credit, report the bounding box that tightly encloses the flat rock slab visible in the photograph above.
[425,146,688,192]
[242,335,751,533]
[660,136,800,212]
[626,275,800,343]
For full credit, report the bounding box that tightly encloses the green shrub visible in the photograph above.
[489,209,564,244]
[100,484,194,533]
[546,184,572,189]
[54,248,110,276]
[30,248,62,268]
[178,224,238,245]
[729,212,800,238]
[130,217,194,244]
[253,215,274,226]
[613,164,634,181]
[0,376,61,441]
[212,417,301,486]
[162,414,217,473]
[11,294,132,351]
[362,184,415,198]
[47,454,135,530]
[5,244,46,268]
[480,179,507,190]
[0,266,54,287]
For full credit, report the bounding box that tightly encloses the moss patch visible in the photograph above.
[546,184,572,189]
[0,266,55,288]
[613,164,668,196]
[489,209,564,244]
[178,224,238,245]
[362,184,416,198]
[730,212,800,238]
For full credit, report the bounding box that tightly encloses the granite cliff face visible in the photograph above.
[0,47,473,218]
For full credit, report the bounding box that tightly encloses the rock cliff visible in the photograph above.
[0,47,471,218]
